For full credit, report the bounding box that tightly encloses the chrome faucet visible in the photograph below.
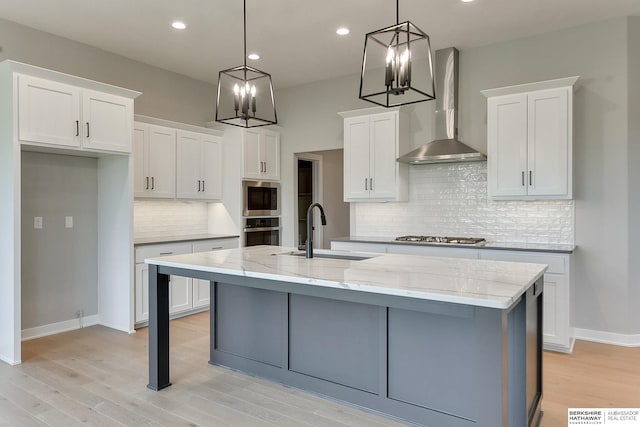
[306,203,327,259]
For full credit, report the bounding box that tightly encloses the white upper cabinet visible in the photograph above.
[133,123,176,199]
[340,108,409,202]
[17,74,135,154]
[177,130,223,200]
[483,77,578,200]
[81,90,132,153]
[18,76,81,148]
[242,128,280,181]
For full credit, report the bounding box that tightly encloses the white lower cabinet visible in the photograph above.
[478,250,572,352]
[192,279,211,308]
[330,240,573,353]
[169,275,193,314]
[135,263,150,323]
[134,237,239,325]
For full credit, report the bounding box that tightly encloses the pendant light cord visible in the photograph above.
[243,0,247,70]
[396,0,399,24]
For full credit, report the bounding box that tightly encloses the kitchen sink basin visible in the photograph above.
[278,250,378,261]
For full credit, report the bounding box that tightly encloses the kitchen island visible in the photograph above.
[145,246,546,427]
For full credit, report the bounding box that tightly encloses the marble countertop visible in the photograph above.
[134,234,240,246]
[331,236,575,254]
[146,246,547,310]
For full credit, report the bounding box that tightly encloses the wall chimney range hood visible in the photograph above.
[397,47,486,165]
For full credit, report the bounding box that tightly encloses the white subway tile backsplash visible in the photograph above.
[134,200,209,238]
[354,162,574,244]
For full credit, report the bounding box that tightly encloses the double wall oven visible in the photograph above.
[243,180,280,246]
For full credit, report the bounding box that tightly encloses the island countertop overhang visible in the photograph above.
[145,246,547,310]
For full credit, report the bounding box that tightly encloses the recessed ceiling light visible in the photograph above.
[172,21,186,30]
[336,27,350,36]
[248,53,260,60]
[461,0,474,2]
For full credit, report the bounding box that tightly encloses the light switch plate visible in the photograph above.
[34,216,43,229]
[65,216,73,229]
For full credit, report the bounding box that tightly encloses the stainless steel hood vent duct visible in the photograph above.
[397,47,486,164]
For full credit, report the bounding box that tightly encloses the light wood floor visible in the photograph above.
[1,312,638,426]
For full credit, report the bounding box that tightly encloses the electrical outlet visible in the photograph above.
[65,216,73,228]
[34,216,43,229]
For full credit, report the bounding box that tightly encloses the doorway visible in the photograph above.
[295,154,323,250]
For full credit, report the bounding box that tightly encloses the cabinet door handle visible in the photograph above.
[202,180,205,192]
[86,122,90,138]
[197,180,201,192]
[365,178,368,191]
[151,177,155,190]
[159,252,173,255]
[211,247,223,250]
[370,178,373,191]
[146,177,149,190]
[529,170,533,186]
[75,120,79,136]
[522,171,525,186]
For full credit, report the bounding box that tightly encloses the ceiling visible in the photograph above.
[1,0,639,89]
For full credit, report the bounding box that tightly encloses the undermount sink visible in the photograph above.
[279,250,378,261]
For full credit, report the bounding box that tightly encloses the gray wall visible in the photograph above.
[276,17,638,337]
[21,152,98,329]
[628,17,640,334]
[0,18,216,125]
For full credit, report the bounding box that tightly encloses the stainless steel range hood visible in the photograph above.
[397,48,486,165]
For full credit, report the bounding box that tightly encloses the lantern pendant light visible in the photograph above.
[359,0,436,107]
[215,0,277,127]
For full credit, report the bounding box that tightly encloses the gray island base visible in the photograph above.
[146,246,545,427]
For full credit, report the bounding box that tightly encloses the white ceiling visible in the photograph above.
[1,0,639,89]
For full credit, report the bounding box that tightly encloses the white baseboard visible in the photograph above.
[574,328,640,347]
[21,315,100,341]
[0,354,21,365]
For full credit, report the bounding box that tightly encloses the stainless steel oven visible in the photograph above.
[243,180,280,217]
[243,217,280,247]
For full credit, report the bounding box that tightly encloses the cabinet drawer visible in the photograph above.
[135,243,192,263]
[479,250,565,274]
[193,238,238,253]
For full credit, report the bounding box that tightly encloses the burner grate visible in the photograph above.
[395,236,486,245]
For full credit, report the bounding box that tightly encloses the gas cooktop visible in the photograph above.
[395,236,487,246]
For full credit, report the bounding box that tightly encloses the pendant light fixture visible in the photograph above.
[359,0,436,107]
[215,0,277,127]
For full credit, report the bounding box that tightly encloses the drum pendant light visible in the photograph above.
[215,0,277,127]
[359,0,436,107]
